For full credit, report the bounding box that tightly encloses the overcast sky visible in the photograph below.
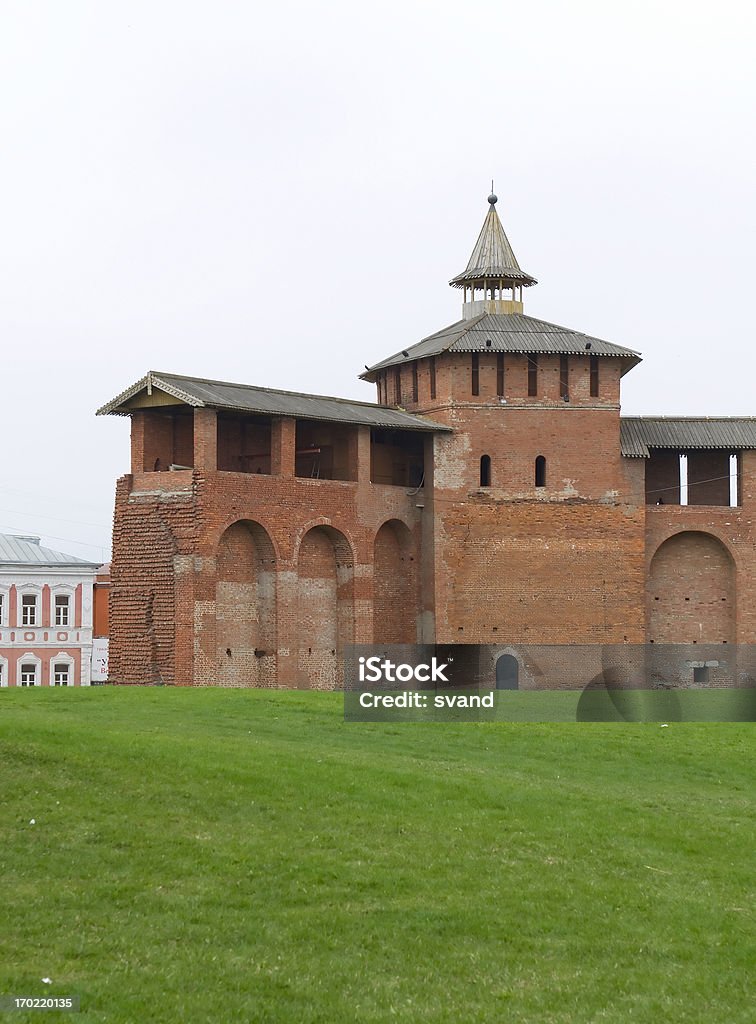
[1,0,754,562]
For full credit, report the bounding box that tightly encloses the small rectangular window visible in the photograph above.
[20,663,37,686]
[560,355,569,400]
[471,354,480,396]
[527,354,538,397]
[22,595,37,626]
[411,362,418,403]
[496,354,505,397]
[429,357,437,400]
[590,355,599,398]
[55,595,70,627]
[54,663,70,686]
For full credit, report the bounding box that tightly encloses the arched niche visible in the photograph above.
[647,531,735,644]
[297,525,354,690]
[216,520,277,686]
[373,519,419,644]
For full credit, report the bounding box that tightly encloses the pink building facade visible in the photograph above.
[0,534,102,687]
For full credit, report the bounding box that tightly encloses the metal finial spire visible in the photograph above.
[488,181,497,206]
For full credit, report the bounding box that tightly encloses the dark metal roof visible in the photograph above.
[621,417,756,457]
[362,312,641,380]
[96,372,451,432]
[449,200,536,288]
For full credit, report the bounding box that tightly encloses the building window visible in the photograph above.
[527,355,538,397]
[496,354,505,397]
[560,355,569,400]
[394,367,401,406]
[429,357,437,400]
[590,355,599,398]
[480,455,491,487]
[53,663,71,686]
[21,595,37,626]
[55,595,71,627]
[0,593,4,626]
[20,663,38,686]
[535,455,547,488]
[412,363,419,403]
[471,354,480,396]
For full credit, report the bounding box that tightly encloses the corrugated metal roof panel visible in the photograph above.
[363,312,641,378]
[621,418,756,456]
[0,534,98,566]
[97,372,451,432]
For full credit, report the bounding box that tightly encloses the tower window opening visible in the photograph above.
[411,362,418,403]
[394,367,401,406]
[480,455,491,487]
[560,355,569,400]
[535,455,546,488]
[471,353,480,396]
[527,354,538,397]
[496,354,505,397]
[429,356,437,400]
[590,355,599,397]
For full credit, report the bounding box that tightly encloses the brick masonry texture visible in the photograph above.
[108,354,756,686]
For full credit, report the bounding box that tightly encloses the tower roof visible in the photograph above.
[449,192,537,289]
[361,312,641,381]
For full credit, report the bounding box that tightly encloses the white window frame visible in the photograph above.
[53,592,72,627]
[18,654,42,687]
[51,653,76,687]
[20,592,39,627]
[0,588,7,628]
[0,657,7,687]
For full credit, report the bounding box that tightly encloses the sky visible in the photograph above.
[1,0,754,563]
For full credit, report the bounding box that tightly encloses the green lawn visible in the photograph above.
[0,689,753,1023]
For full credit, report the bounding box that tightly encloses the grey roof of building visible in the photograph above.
[449,198,536,288]
[621,417,756,457]
[96,372,451,432]
[0,534,99,567]
[362,312,642,380]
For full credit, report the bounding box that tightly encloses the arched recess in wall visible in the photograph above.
[647,531,735,644]
[216,520,277,687]
[373,519,419,644]
[296,525,354,690]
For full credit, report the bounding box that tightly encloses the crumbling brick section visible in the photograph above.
[109,474,198,684]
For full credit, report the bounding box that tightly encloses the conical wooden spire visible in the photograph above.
[450,192,536,318]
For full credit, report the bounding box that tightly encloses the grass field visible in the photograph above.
[0,689,753,1023]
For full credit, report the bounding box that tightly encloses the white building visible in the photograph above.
[0,534,102,687]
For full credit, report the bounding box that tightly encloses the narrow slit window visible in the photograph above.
[480,455,491,487]
[560,355,569,400]
[535,455,546,488]
[411,363,419,403]
[590,355,599,398]
[527,354,538,397]
[429,357,436,400]
[496,353,505,397]
[394,367,401,406]
[471,353,480,396]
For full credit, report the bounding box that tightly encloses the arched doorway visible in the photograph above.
[373,520,419,644]
[647,531,735,643]
[216,521,276,686]
[297,525,354,690]
[496,654,519,690]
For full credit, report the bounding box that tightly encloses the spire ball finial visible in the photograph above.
[488,189,497,206]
